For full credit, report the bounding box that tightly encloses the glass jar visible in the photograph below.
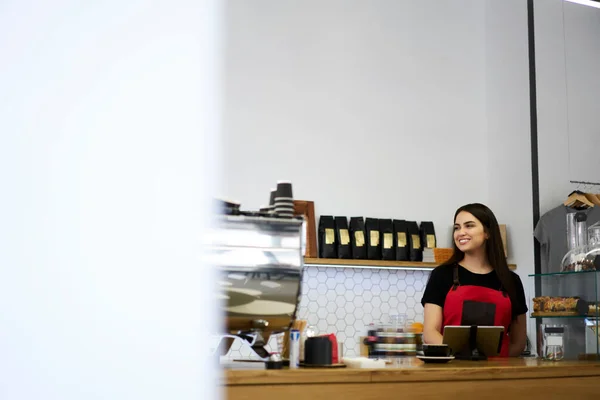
[372,314,415,357]
[588,222,600,247]
[389,314,406,332]
[561,244,600,272]
[542,325,565,361]
[560,221,600,272]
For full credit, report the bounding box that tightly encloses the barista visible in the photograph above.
[421,203,527,357]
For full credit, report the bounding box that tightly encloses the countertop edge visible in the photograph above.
[369,363,600,383]
[222,362,600,386]
[221,368,370,385]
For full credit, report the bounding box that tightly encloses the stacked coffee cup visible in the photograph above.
[259,190,277,215]
[274,181,294,218]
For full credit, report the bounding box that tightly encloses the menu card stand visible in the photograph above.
[455,326,488,361]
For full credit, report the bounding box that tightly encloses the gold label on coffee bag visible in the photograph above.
[370,230,379,246]
[355,231,365,247]
[383,233,393,249]
[397,232,407,247]
[411,234,421,249]
[426,234,436,248]
[340,229,350,245]
[325,228,335,245]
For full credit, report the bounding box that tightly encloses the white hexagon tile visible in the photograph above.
[220,266,431,360]
[299,267,430,357]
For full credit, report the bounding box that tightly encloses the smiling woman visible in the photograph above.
[421,203,528,357]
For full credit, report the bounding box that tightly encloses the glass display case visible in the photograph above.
[529,270,600,360]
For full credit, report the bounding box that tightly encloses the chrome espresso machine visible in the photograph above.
[209,214,304,363]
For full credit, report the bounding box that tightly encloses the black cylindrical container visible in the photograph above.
[304,336,332,365]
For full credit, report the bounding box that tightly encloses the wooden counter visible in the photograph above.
[222,358,600,399]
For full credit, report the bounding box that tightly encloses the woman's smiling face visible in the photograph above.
[453,211,488,253]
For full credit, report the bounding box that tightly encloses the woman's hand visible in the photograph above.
[423,303,444,344]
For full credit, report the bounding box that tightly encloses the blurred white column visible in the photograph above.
[0,1,222,399]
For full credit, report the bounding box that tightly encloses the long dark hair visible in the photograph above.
[443,203,517,316]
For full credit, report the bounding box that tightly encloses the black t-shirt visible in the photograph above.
[421,264,528,319]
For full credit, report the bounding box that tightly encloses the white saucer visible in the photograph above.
[416,355,455,364]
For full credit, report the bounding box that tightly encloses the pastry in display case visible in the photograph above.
[531,296,588,317]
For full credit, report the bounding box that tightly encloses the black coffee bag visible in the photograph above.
[318,215,337,258]
[349,217,367,259]
[379,219,395,260]
[334,216,352,259]
[420,221,436,249]
[393,219,409,261]
[407,221,422,261]
[365,218,381,260]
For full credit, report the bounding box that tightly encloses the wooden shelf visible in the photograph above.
[304,257,516,271]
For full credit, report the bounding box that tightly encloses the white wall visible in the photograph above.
[563,3,600,184]
[0,1,222,399]
[484,1,534,273]
[223,0,534,268]
[484,0,535,338]
[535,0,600,213]
[222,0,488,248]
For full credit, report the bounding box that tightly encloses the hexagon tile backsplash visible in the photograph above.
[220,266,430,360]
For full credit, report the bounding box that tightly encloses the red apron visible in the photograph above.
[442,266,512,357]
